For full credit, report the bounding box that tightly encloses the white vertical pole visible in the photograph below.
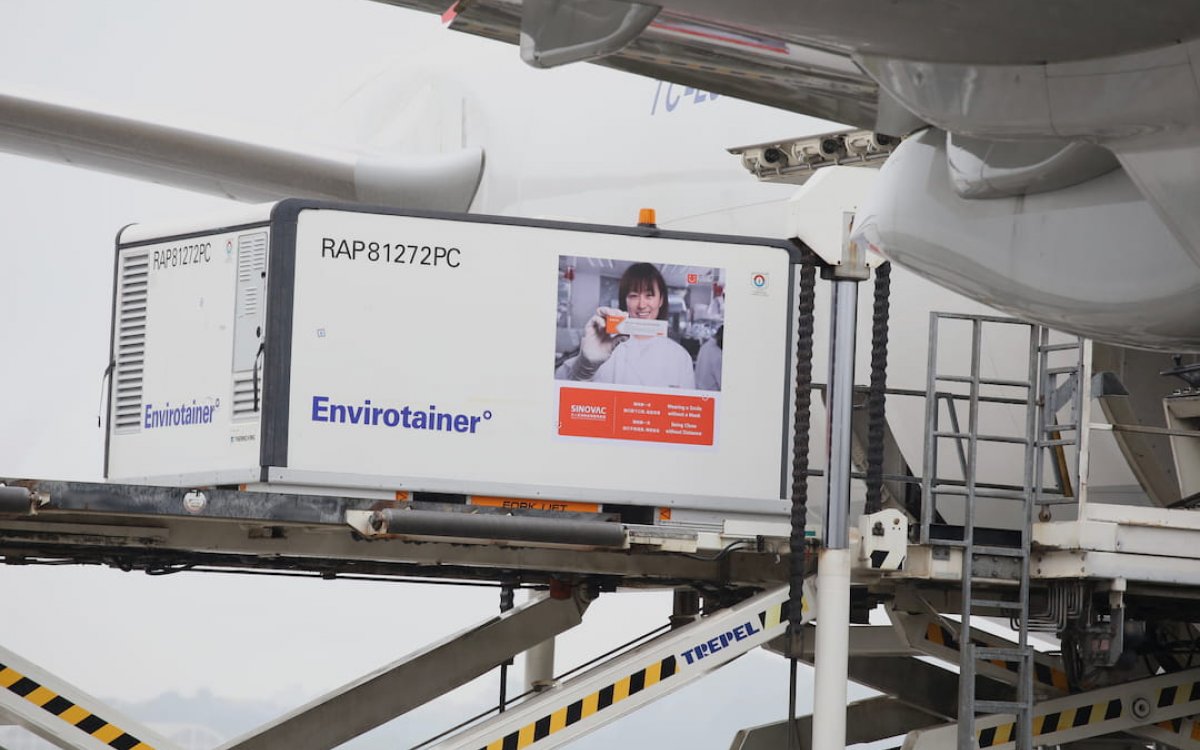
[521,590,558,692]
[524,639,557,692]
[1076,338,1094,519]
[811,278,858,750]
[811,547,852,750]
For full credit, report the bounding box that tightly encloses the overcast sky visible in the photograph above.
[0,1,847,748]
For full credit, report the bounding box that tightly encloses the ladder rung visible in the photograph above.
[935,539,968,548]
[974,646,1028,661]
[1038,438,1076,448]
[936,375,1031,388]
[973,545,1026,557]
[936,487,1028,501]
[970,598,1024,612]
[1045,366,1079,376]
[976,490,1028,501]
[974,699,1029,715]
[1035,496,1078,506]
[934,432,1029,445]
[1039,342,1081,352]
[1045,423,1078,432]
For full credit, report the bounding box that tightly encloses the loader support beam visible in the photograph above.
[219,589,589,750]
[429,585,795,749]
[0,643,177,750]
[731,696,941,749]
[905,666,1200,750]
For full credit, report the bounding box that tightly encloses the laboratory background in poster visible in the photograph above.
[554,255,725,446]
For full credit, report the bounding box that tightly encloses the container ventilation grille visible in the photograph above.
[236,232,267,320]
[113,251,149,431]
[232,231,268,421]
[232,370,258,420]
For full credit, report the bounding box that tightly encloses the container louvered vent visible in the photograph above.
[236,232,267,322]
[232,231,268,420]
[113,251,149,431]
[232,370,258,419]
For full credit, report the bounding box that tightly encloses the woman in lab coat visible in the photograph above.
[565,262,696,389]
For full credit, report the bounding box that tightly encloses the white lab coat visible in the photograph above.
[592,336,696,389]
[694,338,722,391]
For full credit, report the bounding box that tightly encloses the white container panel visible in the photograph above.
[107,228,265,482]
[281,209,794,507]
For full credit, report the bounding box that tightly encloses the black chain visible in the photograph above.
[864,261,891,515]
[789,252,818,628]
[788,249,818,750]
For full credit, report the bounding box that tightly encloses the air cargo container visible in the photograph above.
[106,200,799,521]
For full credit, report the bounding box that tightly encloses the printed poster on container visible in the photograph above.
[553,256,725,447]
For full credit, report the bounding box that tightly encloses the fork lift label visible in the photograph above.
[468,496,601,513]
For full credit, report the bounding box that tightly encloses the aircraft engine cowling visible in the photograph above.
[852,128,1200,352]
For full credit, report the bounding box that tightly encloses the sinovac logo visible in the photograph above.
[144,399,220,429]
[569,404,608,420]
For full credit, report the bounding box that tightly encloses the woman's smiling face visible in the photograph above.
[625,281,663,319]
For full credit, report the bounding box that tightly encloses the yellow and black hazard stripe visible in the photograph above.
[924,623,1070,692]
[1155,680,1200,711]
[758,598,788,630]
[978,677,1200,747]
[978,698,1122,747]
[476,655,679,750]
[0,662,154,750]
[477,596,788,749]
[1155,715,1200,741]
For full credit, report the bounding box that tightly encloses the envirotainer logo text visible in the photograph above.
[311,396,492,434]
[144,399,219,429]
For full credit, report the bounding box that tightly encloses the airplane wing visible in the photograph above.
[0,88,484,211]
[379,0,1200,138]
[380,0,883,130]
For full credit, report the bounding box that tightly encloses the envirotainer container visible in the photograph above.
[106,200,800,516]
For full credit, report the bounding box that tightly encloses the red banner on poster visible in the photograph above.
[558,387,715,445]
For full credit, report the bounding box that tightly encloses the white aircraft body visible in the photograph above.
[409,0,1200,353]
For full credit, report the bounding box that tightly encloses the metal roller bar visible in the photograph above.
[369,507,628,548]
[0,485,31,514]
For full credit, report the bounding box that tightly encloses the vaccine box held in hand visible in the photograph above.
[605,314,668,338]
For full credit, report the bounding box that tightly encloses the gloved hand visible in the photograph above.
[570,307,623,380]
[580,306,622,364]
